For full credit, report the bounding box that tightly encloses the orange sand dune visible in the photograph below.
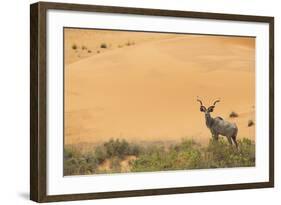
[64,29,255,145]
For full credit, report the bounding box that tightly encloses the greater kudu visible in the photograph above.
[197,98,238,148]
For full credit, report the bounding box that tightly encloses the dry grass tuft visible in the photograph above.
[72,44,78,50]
[248,120,254,127]
[229,111,239,118]
[100,43,107,49]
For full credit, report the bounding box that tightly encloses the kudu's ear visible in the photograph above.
[197,98,206,112]
[200,106,206,112]
[207,106,215,112]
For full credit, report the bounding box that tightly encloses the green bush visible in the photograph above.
[201,138,255,168]
[104,138,141,158]
[94,146,107,164]
[64,149,99,176]
[131,139,203,172]
[131,138,255,172]
[64,138,255,175]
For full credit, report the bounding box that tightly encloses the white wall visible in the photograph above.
[0,0,279,204]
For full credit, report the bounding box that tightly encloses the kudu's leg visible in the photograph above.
[231,134,238,148]
[212,133,219,141]
[226,136,233,145]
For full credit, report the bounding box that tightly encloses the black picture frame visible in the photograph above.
[30,1,274,202]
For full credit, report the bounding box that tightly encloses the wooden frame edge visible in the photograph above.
[30,2,39,202]
[39,182,273,203]
[30,1,274,202]
[30,2,48,202]
[269,17,274,188]
[37,1,274,22]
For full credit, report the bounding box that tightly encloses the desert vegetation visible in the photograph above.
[100,43,107,49]
[64,137,255,176]
[71,44,78,50]
[68,39,139,64]
[248,120,255,127]
[64,30,256,177]
[126,41,135,46]
[229,111,239,118]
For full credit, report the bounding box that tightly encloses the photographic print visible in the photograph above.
[63,28,256,176]
[30,2,273,202]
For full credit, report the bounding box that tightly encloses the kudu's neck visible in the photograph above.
[205,113,214,128]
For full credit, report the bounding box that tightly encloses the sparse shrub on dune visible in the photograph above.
[72,44,78,50]
[82,45,87,50]
[100,43,107,48]
[229,111,239,118]
[126,41,135,46]
[248,120,254,127]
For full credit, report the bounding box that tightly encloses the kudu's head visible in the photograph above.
[197,97,220,116]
